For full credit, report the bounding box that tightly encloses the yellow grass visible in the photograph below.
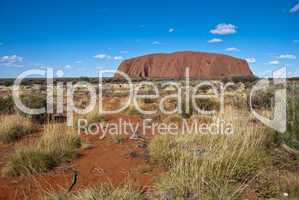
[0,114,37,143]
[2,123,81,176]
[150,106,271,199]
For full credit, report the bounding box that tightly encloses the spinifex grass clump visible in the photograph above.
[0,115,37,143]
[85,109,105,125]
[2,124,81,176]
[284,82,299,149]
[2,146,56,176]
[149,109,271,199]
[72,184,144,200]
[39,124,82,163]
[41,184,144,200]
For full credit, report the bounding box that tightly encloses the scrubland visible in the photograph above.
[0,81,298,200]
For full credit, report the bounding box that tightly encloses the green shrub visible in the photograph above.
[17,95,48,123]
[249,90,274,109]
[0,96,15,114]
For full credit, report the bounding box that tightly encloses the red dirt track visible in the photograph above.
[0,113,163,200]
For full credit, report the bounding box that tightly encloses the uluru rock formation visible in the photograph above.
[115,51,253,79]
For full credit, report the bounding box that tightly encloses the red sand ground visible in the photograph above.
[0,113,164,200]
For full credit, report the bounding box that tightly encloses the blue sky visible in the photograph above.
[0,0,298,78]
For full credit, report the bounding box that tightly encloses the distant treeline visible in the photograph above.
[0,76,298,86]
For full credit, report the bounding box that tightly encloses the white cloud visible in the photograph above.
[168,28,175,33]
[208,38,223,43]
[278,54,296,59]
[64,65,72,69]
[210,23,237,35]
[290,3,299,13]
[113,56,123,60]
[94,54,124,61]
[269,60,280,65]
[1,55,23,63]
[0,55,24,67]
[0,62,24,67]
[75,60,82,64]
[152,41,161,45]
[225,47,240,52]
[245,58,256,63]
[94,54,111,59]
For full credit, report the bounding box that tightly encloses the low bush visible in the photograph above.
[249,90,274,109]
[0,96,15,114]
[180,98,220,118]
[17,95,49,123]
[194,98,220,112]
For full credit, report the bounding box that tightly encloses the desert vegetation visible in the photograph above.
[2,124,81,176]
[149,114,272,199]
[41,183,144,200]
[0,114,37,143]
[0,96,15,114]
[0,80,298,200]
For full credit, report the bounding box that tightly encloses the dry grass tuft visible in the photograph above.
[39,124,82,162]
[2,146,56,176]
[85,109,105,124]
[2,123,81,176]
[150,107,271,199]
[0,114,37,143]
[41,184,144,200]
